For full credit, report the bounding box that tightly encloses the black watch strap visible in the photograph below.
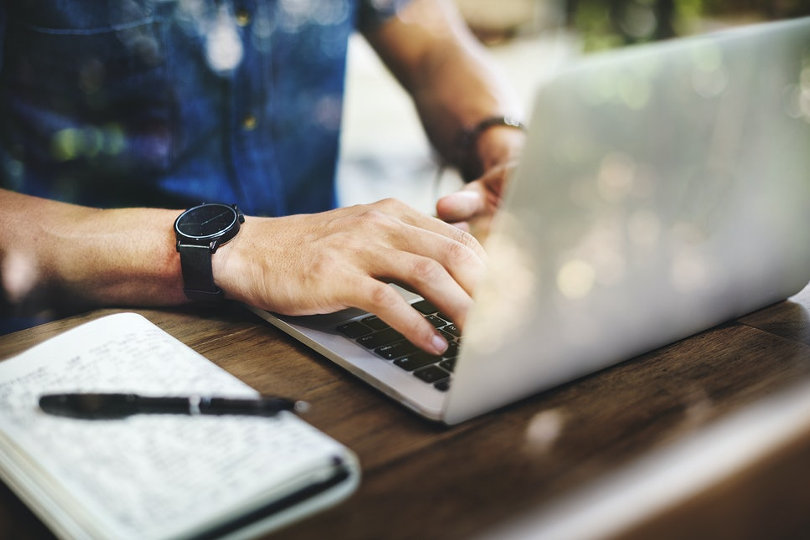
[178,244,224,302]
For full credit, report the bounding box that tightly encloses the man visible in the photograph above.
[0,0,525,355]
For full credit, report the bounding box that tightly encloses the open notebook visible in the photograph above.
[252,16,810,425]
[0,313,359,539]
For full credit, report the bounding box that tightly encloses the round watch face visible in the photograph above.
[175,203,238,239]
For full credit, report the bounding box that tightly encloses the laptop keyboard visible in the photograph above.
[335,300,459,392]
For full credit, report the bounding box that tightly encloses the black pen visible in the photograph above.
[38,393,310,419]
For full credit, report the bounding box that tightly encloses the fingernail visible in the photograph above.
[431,333,448,355]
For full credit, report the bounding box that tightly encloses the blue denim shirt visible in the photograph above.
[0,0,405,216]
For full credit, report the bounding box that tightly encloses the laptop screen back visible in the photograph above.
[445,17,810,424]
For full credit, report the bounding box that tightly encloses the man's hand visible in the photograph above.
[1,191,484,356]
[213,198,487,356]
[364,0,526,241]
[437,119,524,242]
[436,159,515,242]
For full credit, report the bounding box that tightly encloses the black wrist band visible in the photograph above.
[459,115,526,182]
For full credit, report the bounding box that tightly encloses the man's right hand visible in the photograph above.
[213,198,487,355]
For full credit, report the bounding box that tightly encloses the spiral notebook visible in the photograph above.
[0,313,359,539]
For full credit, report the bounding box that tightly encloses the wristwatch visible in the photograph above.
[174,203,245,302]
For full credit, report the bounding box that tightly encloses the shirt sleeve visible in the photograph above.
[356,0,412,33]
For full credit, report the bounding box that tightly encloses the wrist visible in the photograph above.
[459,115,526,181]
[209,225,244,302]
[475,124,526,172]
[174,203,244,303]
[52,206,186,306]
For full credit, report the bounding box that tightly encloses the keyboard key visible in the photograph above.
[425,315,447,328]
[375,341,417,360]
[434,379,451,392]
[357,328,404,349]
[336,321,372,339]
[339,303,460,389]
[411,300,438,315]
[394,352,440,372]
[439,358,456,372]
[443,324,460,337]
[361,315,389,331]
[442,342,459,359]
[439,329,458,342]
[414,365,450,383]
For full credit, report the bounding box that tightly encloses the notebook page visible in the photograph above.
[0,313,348,539]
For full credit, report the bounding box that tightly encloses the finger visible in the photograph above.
[448,221,471,233]
[378,199,488,261]
[392,224,486,297]
[435,190,485,224]
[371,246,475,328]
[321,202,485,298]
[353,277,450,356]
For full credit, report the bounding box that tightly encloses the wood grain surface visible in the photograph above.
[1,285,808,539]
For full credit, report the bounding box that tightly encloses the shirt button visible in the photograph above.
[242,114,257,131]
[235,9,251,27]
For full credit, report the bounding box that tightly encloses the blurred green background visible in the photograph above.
[456,0,810,50]
[568,0,810,50]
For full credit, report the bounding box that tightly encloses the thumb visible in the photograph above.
[436,190,485,223]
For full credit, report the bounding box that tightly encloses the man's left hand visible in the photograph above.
[435,159,517,242]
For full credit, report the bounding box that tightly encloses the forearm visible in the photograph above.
[412,26,521,171]
[367,0,524,175]
[0,189,488,356]
[0,189,186,313]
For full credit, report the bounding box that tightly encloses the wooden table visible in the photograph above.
[1,284,809,539]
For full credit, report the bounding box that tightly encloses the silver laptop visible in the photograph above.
[251,17,810,425]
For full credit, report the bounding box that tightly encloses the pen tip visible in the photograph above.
[293,400,310,414]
